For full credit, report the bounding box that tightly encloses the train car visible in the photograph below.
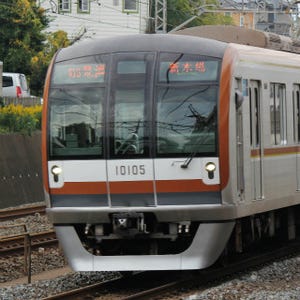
[42,27,300,271]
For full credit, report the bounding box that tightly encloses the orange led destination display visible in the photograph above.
[159,60,219,82]
[68,64,105,79]
[53,63,106,84]
[169,61,206,74]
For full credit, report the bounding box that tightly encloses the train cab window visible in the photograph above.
[156,53,220,156]
[48,56,107,158]
[113,89,145,156]
[270,83,287,145]
[49,87,104,158]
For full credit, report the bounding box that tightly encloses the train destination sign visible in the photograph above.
[159,60,219,82]
[53,63,106,84]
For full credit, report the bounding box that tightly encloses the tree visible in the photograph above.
[31,31,70,96]
[0,0,48,76]
[167,0,233,32]
[0,0,70,96]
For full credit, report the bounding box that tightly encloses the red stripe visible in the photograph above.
[50,179,220,195]
[42,54,59,194]
[50,182,107,195]
[156,179,219,193]
[110,181,154,194]
[251,146,299,157]
[219,46,237,189]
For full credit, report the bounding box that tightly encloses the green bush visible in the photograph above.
[0,104,42,135]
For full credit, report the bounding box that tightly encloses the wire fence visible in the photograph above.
[0,96,43,107]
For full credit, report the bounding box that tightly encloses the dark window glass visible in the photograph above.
[49,86,104,158]
[124,0,137,11]
[270,83,287,145]
[3,76,13,87]
[156,53,220,157]
[109,53,154,158]
[156,86,217,155]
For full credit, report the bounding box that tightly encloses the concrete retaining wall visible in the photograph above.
[0,132,44,209]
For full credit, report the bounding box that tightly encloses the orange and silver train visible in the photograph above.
[42,26,300,271]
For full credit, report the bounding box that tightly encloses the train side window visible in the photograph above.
[254,87,260,147]
[270,83,287,145]
[249,88,253,146]
[249,84,260,147]
[293,85,300,143]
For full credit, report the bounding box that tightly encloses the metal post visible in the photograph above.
[26,233,32,284]
[155,0,167,33]
[23,224,32,283]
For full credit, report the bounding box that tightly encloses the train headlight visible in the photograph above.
[205,162,216,179]
[51,165,62,182]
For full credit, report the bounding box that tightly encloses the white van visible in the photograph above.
[2,72,30,98]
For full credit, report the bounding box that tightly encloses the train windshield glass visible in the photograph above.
[48,52,220,159]
[109,53,154,158]
[156,53,219,156]
[49,56,107,158]
[49,86,104,158]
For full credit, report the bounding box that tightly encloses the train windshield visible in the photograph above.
[156,53,219,156]
[109,53,154,158]
[48,52,220,159]
[49,55,107,158]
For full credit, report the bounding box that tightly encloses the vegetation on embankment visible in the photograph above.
[0,104,42,135]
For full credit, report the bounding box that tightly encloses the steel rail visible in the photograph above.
[41,239,300,300]
[0,204,46,221]
[0,230,57,256]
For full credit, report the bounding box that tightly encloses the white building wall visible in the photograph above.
[39,0,150,40]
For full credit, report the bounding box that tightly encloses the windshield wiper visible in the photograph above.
[181,151,197,168]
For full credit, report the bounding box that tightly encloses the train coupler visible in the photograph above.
[112,212,148,234]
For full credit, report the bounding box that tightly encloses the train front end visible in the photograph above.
[42,35,236,271]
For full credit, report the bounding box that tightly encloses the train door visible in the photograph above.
[249,80,264,200]
[106,53,156,207]
[293,84,300,191]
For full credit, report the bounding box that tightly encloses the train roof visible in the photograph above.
[174,25,300,54]
[54,34,228,62]
[55,26,300,64]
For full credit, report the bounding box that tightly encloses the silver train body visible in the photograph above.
[43,26,300,271]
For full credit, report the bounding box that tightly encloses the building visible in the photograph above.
[38,0,150,41]
[220,0,297,36]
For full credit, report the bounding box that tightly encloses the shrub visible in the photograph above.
[0,104,42,135]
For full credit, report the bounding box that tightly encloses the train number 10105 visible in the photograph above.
[115,165,146,176]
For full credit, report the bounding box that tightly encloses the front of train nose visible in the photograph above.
[43,35,235,271]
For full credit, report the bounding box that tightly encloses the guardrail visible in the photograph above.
[0,96,42,106]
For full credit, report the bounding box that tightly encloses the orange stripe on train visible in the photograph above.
[50,179,219,195]
[50,182,107,195]
[251,146,299,157]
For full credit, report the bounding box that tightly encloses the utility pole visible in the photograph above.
[155,0,167,33]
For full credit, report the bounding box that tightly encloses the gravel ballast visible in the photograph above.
[1,204,299,299]
[184,256,300,300]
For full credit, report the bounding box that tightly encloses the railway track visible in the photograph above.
[41,239,300,300]
[0,230,58,257]
[0,204,57,257]
[0,204,46,221]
